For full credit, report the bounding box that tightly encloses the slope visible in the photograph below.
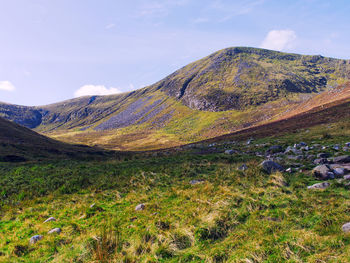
[1,47,350,150]
[0,116,107,161]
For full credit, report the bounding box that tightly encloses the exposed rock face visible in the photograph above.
[151,47,350,111]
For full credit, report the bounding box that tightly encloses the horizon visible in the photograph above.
[1,0,350,106]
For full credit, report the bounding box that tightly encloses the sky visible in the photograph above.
[1,0,350,106]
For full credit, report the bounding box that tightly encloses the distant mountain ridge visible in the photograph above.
[1,47,350,150]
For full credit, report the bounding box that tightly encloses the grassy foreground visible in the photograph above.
[1,123,350,262]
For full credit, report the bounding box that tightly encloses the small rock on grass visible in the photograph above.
[48,228,61,234]
[29,235,43,245]
[189,179,204,185]
[260,160,284,174]
[342,222,350,233]
[44,217,56,223]
[307,182,330,189]
[135,203,145,211]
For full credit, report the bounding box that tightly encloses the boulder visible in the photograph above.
[260,160,284,174]
[342,222,350,233]
[48,228,61,234]
[317,153,331,158]
[135,203,145,211]
[312,165,332,180]
[333,168,346,177]
[332,155,350,164]
[313,158,330,165]
[29,235,43,245]
[307,182,330,189]
[346,142,350,147]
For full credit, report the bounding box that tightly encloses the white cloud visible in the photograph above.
[0,81,15,92]
[74,85,121,97]
[260,30,297,51]
[105,23,116,29]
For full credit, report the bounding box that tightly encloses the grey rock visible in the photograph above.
[135,203,145,211]
[238,164,248,171]
[346,142,350,147]
[313,158,330,165]
[342,222,350,233]
[260,160,284,174]
[286,167,292,173]
[266,145,283,154]
[307,182,330,189]
[312,165,332,180]
[344,175,350,180]
[332,155,350,164]
[333,145,341,151]
[29,235,43,245]
[189,179,204,185]
[317,153,331,158]
[334,168,346,177]
[343,147,349,152]
[48,228,61,234]
[44,217,56,223]
[224,149,235,155]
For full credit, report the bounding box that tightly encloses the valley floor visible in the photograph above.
[1,120,350,262]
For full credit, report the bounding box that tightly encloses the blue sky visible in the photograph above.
[1,0,350,106]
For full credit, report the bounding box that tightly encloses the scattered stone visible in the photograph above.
[90,203,95,208]
[307,182,330,189]
[238,164,248,171]
[317,153,331,158]
[224,150,235,155]
[286,167,292,173]
[342,222,350,233]
[333,145,341,151]
[29,235,43,245]
[332,155,350,164]
[344,175,350,180]
[312,165,332,180]
[333,168,346,177]
[266,145,283,154]
[346,142,350,147]
[288,155,303,161]
[260,160,284,174]
[313,158,330,165]
[135,203,145,211]
[44,217,56,223]
[189,179,204,185]
[48,228,61,234]
[246,139,253,145]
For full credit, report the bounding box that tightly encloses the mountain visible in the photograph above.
[0,116,107,161]
[1,47,350,150]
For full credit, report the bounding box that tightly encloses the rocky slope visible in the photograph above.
[1,47,350,150]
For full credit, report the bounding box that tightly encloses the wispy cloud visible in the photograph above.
[193,17,209,24]
[260,29,297,51]
[136,0,190,18]
[210,0,265,22]
[0,81,15,92]
[105,23,116,30]
[74,85,121,97]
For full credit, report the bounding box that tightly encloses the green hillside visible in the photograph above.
[1,47,350,150]
[1,108,350,262]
